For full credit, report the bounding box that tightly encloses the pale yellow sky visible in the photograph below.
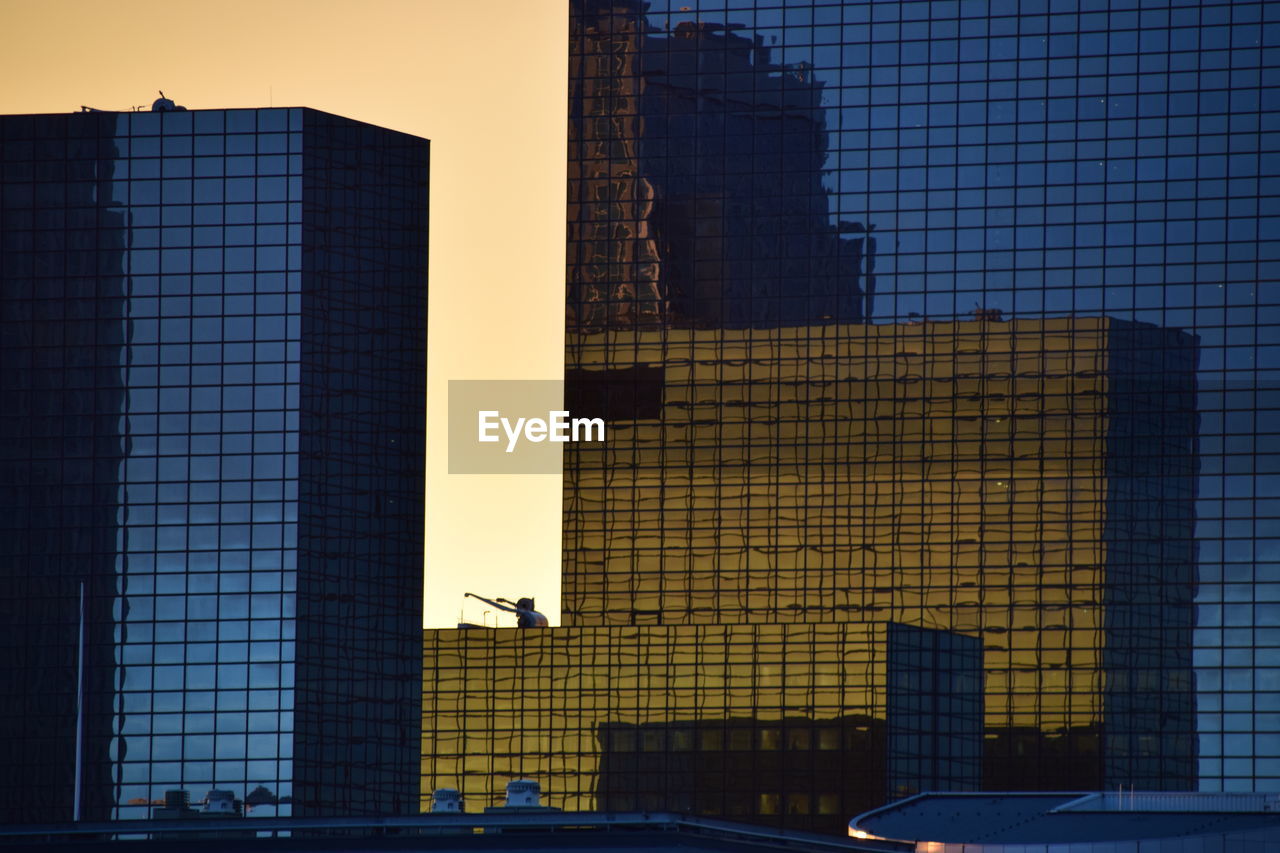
[0,0,568,627]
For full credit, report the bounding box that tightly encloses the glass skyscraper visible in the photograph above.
[0,106,428,822]
[565,0,1277,799]
[421,0,1277,834]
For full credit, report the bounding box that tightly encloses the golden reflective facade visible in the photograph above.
[422,316,1197,833]
[422,621,981,834]
[562,317,1197,787]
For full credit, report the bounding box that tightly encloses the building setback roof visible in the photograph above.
[849,792,1280,845]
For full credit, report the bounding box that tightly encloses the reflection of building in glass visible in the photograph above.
[0,107,427,822]
[885,623,984,800]
[422,621,981,835]
[421,316,1197,833]
[563,317,1197,793]
[568,0,868,329]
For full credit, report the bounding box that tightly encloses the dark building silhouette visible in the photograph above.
[0,107,427,822]
[591,623,982,820]
[595,715,891,820]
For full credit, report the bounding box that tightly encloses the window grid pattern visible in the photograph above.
[562,318,1196,795]
[403,0,1270,828]
[421,621,982,835]
[0,107,426,823]
[109,106,303,821]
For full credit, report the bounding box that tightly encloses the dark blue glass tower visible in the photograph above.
[0,106,427,822]
[551,0,1277,819]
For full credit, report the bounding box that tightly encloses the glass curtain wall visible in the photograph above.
[565,0,1278,795]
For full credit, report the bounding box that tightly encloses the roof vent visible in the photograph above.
[432,788,464,813]
[505,780,541,808]
[203,790,237,814]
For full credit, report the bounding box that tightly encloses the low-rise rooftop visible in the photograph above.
[849,791,1280,849]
